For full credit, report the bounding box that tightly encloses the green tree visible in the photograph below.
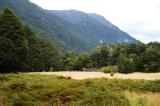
[117,54,137,73]
[24,25,62,71]
[0,36,17,72]
[0,8,28,72]
[62,51,77,70]
[75,53,91,70]
[143,42,160,72]
[89,45,110,68]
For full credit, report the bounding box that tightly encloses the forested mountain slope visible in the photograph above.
[0,0,138,51]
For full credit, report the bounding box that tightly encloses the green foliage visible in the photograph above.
[143,42,160,72]
[73,42,160,73]
[57,76,71,80]
[80,86,129,106]
[59,88,84,104]
[1,74,160,105]
[0,74,135,106]
[0,8,159,73]
[0,0,138,52]
[25,35,62,71]
[0,8,62,72]
[0,8,29,72]
[62,51,78,70]
[100,66,118,73]
[74,53,91,69]
[90,45,110,68]
[117,54,137,73]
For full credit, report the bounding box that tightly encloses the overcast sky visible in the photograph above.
[29,0,160,43]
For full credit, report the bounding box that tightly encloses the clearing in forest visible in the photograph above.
[34,71,160,80]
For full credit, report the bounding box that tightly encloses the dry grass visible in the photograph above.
[125,91,160,106]
[35,71,160,80]
[0,91,4,106]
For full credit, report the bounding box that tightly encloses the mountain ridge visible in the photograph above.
[0,0,138,52]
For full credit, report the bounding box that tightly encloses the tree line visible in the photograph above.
[70,42,160,73]
[0,8,160,73]
[0,8,61,73]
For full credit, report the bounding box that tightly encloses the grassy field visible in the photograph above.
[36,71,160,80]
[125,91,160,106]
[0,73,160,106]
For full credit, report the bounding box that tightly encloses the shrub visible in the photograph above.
[0,74,9,81]
[80,86,129,106]
[1,74,160,106]
[57,76,71,79]
[59,88,84,104]
[110,71,114,77]
[8,82,28,92]
[100,66,118,73]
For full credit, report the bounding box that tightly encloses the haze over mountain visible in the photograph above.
[0,0,138,51]
[30,0,160,43]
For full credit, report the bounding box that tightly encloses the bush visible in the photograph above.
[59,88,84,104]
[8,82,28,92]
[110,71,114,77]
[100,67,111,73]
[100,66,118,73]
[0,74,9,81]
[80,86,129,106]
[57,76,71,80]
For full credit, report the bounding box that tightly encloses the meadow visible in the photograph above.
[36,71,160,80]
[0,3,160,106]
[0,73,160,106]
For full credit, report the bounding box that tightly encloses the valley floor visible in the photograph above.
[34,71,160,80]
[0,73,160,106]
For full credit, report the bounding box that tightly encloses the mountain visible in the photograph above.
[0,0,138,52]
[49,10,137,44]
[88,13,118,29]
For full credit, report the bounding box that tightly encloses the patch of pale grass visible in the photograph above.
[35,71,160,80]
[0,91,5,106]
[125,91,160,106]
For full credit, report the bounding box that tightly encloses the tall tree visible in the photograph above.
[62,51,77,70]
[24,25,62,71]
[0,8,28,72]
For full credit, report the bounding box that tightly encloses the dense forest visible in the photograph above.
[0,8,160,73]
[0,8,61,73]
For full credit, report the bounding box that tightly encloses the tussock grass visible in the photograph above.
[0,73,160,106]
[125,91,160,106]
[0,91,5,106]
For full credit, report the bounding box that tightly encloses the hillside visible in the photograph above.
[49,10,138,46]
[0,0,138,51]
[0,7,159,73]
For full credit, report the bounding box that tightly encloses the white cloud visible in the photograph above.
[29,0,160,43]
